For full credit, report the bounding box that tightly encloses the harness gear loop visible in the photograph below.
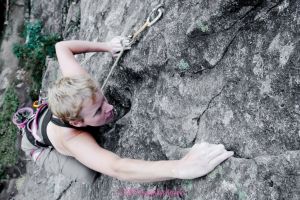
[12,107,34,129]
[101,3,164,91]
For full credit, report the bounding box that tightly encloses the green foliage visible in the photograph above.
[42,35,62,57]
[12,21,61,100]
[0,86,19,179]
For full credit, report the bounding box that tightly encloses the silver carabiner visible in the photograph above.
[146,4,164,27]
[127,3,164,45]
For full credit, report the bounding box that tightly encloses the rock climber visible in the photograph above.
[21,36,234,184]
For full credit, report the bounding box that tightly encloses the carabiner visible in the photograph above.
[33,100,40,108]
[146,4,164,27]
[127,3,164,45]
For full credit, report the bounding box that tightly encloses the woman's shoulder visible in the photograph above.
[48,121,84,141]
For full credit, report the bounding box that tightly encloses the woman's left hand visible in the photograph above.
[107,36,131,57]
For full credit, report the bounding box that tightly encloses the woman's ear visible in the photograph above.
[69,119,84,127]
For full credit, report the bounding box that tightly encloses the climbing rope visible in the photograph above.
[101,3,164,91]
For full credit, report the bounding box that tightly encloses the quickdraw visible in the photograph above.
[101,3,164,91]
[128,3,164,46]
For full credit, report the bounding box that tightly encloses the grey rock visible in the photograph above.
[30,0,69,35]
[63,1,81,40]
[15,0,300,199]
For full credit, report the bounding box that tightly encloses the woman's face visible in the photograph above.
[78,91,115,127]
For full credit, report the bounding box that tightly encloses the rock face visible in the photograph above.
[15,0,300,199]
[0,0,25,106]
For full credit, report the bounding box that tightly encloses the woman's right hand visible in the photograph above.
[173,142,234,179]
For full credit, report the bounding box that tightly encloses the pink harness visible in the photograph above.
[13,103,48,142]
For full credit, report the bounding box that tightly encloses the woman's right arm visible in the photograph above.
[62,131,233,183]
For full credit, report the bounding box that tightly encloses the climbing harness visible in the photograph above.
[99,3,164,91]
[13,102,50,147]
[12,88,49,147]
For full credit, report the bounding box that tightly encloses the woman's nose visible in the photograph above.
[104,102,114,113]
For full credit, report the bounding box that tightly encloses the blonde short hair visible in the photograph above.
[47,75,100,122]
